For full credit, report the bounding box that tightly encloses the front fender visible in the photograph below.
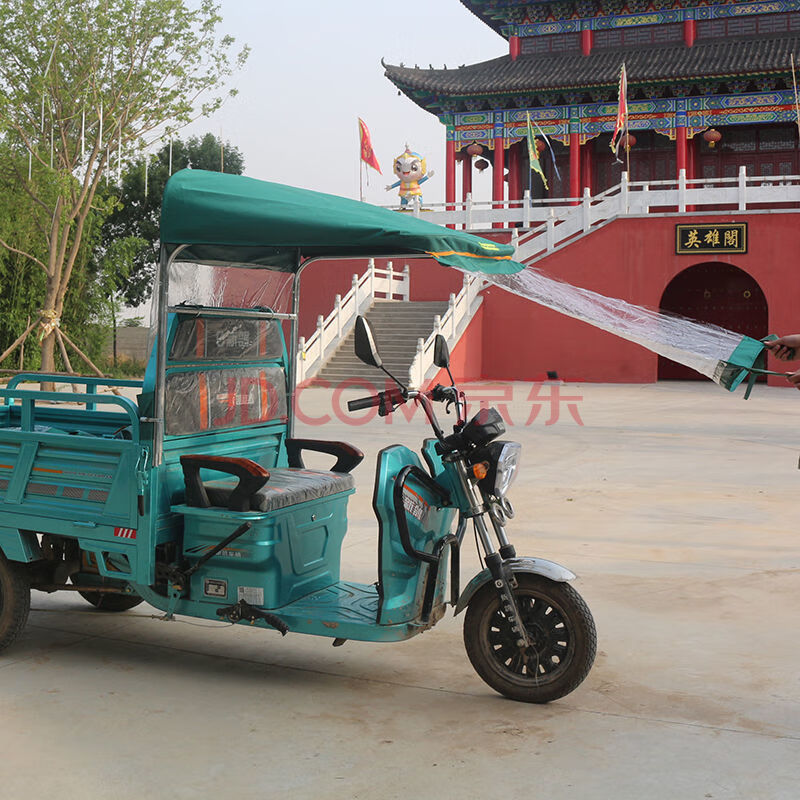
[454,557,576,616]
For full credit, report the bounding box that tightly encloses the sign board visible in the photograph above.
[676,223,747,255]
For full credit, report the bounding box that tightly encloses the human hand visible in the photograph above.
[764,334,800,361]
[786,368,800,389]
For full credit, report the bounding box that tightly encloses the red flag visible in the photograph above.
[358,118,382,174]
[609,63,628,158]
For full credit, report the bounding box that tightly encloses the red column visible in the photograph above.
[508,143,520,207]
[581,29,593,56]
[461,151,472,202]
[581,141,593,194]
[493,135,505,228]
[684,19,696,47]
[569,132,580,204]
[676,127,687,179]
[446,136,456,228]
[509,35,520,61]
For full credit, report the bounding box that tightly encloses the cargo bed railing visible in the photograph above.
[5,374,143,411]
[0,386,142,440]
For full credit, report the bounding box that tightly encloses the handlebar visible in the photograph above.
[347,394,384,412]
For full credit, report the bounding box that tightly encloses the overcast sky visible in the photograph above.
[182,1,505,205]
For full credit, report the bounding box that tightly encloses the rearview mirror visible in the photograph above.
[433,334,450,369]
[354,315,383,368]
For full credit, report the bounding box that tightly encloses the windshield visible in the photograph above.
[163,261,294,315]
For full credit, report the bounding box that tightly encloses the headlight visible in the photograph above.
[493,442,522,497]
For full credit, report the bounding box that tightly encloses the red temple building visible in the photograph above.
[384,0,800,202]
[300,1,800,389]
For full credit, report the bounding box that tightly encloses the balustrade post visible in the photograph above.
[316,315,324,359]
[546,218,556,251]
[738,165,747,210]
[582,187,591,233]
[620,171,629,214]
[523,189,531,228]
[386,261,394,300]
[403,264,410,301]
[434,314,442,334]
[466,192,473,229]
[297,336,306,382]
[510,228,519,256]
[368,258,376,299]
[335,295,342,337]
[678,168,686,212]
[449,293,457,337]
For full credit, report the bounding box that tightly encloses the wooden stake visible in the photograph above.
[54,328,80,393]
[0,315,41,365]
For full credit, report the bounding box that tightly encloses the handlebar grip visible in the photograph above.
[347,395,382,412]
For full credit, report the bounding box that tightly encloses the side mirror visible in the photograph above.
[433,334,450,369]
[354,315,382,368]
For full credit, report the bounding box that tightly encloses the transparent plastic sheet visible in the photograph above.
[480,266,766,390]
[154,262,294,322]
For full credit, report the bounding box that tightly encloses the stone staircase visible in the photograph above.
[314,300,449,386]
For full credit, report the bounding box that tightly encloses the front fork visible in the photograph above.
[453,461,532,649]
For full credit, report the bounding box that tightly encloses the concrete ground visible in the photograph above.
[1,381,798,799]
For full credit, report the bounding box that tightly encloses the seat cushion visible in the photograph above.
[203,467,355,512]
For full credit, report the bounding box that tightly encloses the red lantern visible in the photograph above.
[466,142,483,157]
[475,158,489,172]
[703,128,722,148]
[620,133,636,151]
[535,138,546,154]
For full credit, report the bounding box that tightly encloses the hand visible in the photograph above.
[427,169,435,178]
[786,369,800,389]
[385,185,393,191]
[764,334,800,361]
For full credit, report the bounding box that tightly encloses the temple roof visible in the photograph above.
[460,0,561,36]
[384,33,800,112]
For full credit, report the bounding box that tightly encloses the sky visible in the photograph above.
[182,0,506,206]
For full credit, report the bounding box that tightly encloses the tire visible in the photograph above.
[77,590,143,612]
[463,573,596,703]
[0,553,31,652]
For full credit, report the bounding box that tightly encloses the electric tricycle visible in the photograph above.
[0,170,595,703]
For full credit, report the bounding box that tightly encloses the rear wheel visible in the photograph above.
[463,573,596,703]
[0,553,31,652]
[77,589,143,612]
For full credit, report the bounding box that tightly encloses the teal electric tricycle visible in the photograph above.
[0,170,595,703]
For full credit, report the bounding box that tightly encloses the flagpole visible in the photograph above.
[791,53,800,143]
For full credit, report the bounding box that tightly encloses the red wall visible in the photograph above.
[298,215,800,386]
[477,213,800,384]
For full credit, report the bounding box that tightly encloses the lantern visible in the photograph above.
[703,128,722,148]
[466,142,483,157]
[475,158,489,172]
[620,133,636,151]
[535,138,546,154]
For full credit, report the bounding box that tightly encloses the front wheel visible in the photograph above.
[463,573,596,703]
[0,553,31,652]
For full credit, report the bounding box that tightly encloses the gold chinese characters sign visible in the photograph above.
[675,223,747,255]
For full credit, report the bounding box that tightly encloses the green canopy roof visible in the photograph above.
[160,169,523,274]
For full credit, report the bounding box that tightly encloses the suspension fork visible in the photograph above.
[453,460,532,649]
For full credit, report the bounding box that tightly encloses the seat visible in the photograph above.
[202,468,355,513]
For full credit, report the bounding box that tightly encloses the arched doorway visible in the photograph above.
[658,263,768,380]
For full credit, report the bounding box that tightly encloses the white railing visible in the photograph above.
[296,259,409,383]
[382,168,800,240]
[407,272,486,389]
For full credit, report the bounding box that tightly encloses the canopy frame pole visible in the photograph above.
[153,243,187,466]
[288,249,304,439]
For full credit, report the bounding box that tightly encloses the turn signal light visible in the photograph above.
[472,462,490,480]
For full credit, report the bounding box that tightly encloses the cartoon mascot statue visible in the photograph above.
[386,145,435,208]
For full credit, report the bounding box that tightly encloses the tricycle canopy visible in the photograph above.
[160,169,524,274]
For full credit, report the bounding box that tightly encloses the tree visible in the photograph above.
[0,0,248,374]
[103,133,245,307]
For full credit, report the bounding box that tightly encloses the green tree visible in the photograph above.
[103,133,245,307]
[0,0,248,374]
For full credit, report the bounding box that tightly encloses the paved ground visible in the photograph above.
[1,381,798,799]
